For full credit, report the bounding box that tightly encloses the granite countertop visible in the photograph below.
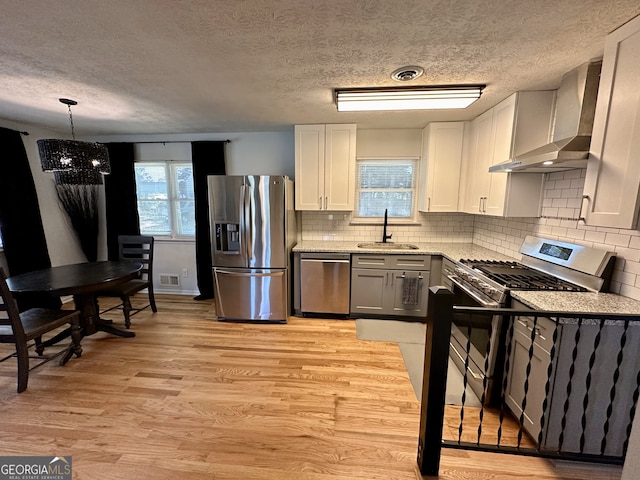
[293,240,513,263]
[293,240,640,317]
[512,290,640,316]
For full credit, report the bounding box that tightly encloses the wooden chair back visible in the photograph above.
[118,235,154,282]
[0,267,26,344]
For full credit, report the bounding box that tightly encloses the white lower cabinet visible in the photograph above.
[350,255,430,318]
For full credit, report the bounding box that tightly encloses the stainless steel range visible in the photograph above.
[447,236,616,405]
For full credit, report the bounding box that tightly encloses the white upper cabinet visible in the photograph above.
[461,91,554,217]
[294,124,357,211]
[464,108,495,214]
[418,122,466,212]
[583,15,640,229]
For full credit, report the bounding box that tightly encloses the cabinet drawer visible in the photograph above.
[389,255,430,269]
[352,254,430,270]
[514,315,557,353]
[352,255,390,268]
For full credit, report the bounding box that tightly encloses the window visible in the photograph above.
[354,158,418,220]
[135,162,195,237]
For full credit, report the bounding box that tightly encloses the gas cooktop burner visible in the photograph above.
[460,259,587,291]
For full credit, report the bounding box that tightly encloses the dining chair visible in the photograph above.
[0,267,82,393]
[98,235,157,328]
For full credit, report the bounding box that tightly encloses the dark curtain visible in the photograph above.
[191,141,226,300]
[104,143,140,260]
[0,127,60,310]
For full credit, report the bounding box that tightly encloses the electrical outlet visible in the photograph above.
[182,269,189,278]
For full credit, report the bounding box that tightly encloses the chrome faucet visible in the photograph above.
[382,208,392,243]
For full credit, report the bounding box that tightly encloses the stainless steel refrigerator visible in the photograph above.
[208,175,296,323]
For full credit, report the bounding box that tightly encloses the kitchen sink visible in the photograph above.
[357,242,419,250]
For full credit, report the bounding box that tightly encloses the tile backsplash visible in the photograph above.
[541,169,586,220]
[473,169,640,301]
[299,169,640,301]
[300,211,473,243]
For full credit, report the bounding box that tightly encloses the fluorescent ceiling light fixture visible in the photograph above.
[335,85,485,112]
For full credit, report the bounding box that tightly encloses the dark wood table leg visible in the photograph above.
[74,293,135,338]
[59,321,83,365]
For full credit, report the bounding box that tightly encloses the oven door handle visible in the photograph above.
[450,342,485,380]
[447,275,500,308]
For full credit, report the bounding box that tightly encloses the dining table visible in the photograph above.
[6,260,143,341]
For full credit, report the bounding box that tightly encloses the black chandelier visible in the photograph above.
[37,98,110,185]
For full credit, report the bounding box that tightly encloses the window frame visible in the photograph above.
[134,160,195,240]
[352,156,420,224]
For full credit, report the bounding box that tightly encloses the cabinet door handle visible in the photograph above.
[518,319,544,340]
[478,197,482,213]
[319,196,322,210]
[428,197,431,211]
[578,194,589,223]
[325,196,328,210]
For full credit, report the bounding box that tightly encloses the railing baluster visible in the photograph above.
[601,320,628,455]
[458,322,472,443]
[477,316,493,445]
[517,315,539,449]
[580,317,605,453]
[497,314,516,448]
[559,317,582,453]
[623,368,640,457]
[537,316,559,450]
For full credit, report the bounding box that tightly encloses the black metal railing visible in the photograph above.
[417,287,640,476]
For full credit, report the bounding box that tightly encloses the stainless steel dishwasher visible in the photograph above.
[300,253,351,315]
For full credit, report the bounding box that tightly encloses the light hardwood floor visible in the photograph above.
[0,294,622,480]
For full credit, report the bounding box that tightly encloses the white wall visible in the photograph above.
[95,131,295,177]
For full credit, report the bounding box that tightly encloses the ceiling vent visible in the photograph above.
[391,66,424,82]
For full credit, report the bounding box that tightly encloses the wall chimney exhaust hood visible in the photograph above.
[489,61,602,173]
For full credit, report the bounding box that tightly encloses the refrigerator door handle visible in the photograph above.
[242,183,253,262]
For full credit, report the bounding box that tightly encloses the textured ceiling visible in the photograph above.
[1,0,639,135]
